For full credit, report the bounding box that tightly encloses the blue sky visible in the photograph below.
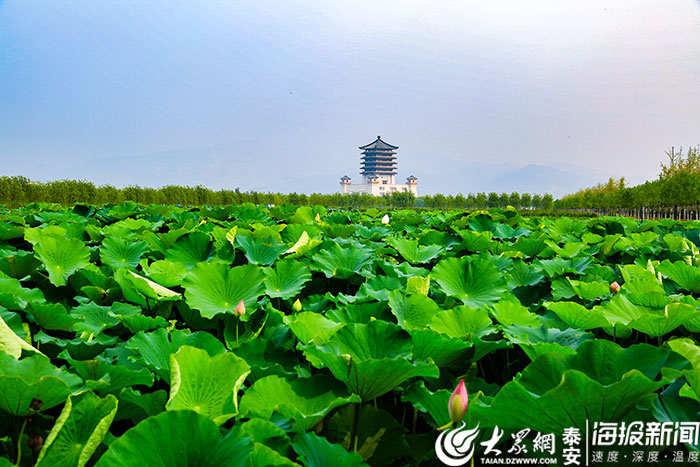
[1,1,699,196]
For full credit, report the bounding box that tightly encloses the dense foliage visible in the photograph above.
[0,176,556,211]
[558,146,700,212]
[0,202,699,465]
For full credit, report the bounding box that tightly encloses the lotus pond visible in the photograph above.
[0,202,699,466]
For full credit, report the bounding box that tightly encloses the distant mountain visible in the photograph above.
[407,161,611,199]
[52,145,631,199]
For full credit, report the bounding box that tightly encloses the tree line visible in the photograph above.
[421,192,554,210]
[0,175,558,210]
[556,146,700,219]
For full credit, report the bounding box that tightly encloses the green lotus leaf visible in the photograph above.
[183,262,265,319]
[535,257,582,278]
[468,214,494,233]
[567,279,609,301]
[406,275,430,295]
[597,295,699,337]
[0,222,24,241]
[164,232,214,269]
[143,227,187,255]
[503,324,592,361]
[233,338,299,383]
[666,338,700,400]
[249,443,300,467]
[99,236,148,270]
[311,243,374,279]
[409,329,473,367]
[432,257,507,307]
[67,358,154,395]
[429,306,495,339]
[325,404,409,466]
[285,233,323,260]
[70,302,121,335]
[511,236,547,257]
[238,417,292,458]
[0,249,40,279]
[657,260,700,293]
[114,387,167,422]
[117,313,169,333]
[652,395,700,451]
[36,391,118,467]
[125,328,226,383]
[326,301,390,324]
[292,432,368,467]
[301,320,439,401]
[0,275,45,310]
[166,345,251,425]
[211,225,237,262]
[95,410,253,467]
[283,230,310,255]
[284,312,343,345]
[506,260,545,288]
[236,234,288,266]
[128,270,180,299]
[0,352,83,415]
[545,241,587,259]
[27,302,78,331]
[354,276,403,302]
[0,312,41,358]
[629,302,699,337]
[35,331,118,360]
[401,380,451,427]
[387,238,443,264]
[388,290,440,330]
[546,301,610,330]
[470,340,689,434]
[141,259,189,287]
[490,301,540,327]
[31,232,90,287]
[264,260,312,299]
[240,374,361,432]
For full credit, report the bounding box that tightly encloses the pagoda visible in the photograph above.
[359,136,398,184]
[340,136,418,196]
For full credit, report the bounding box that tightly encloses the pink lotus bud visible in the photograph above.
[381,214,390,224]
[448,379,469,423]
[610,281,620,295]
[234,299,245,317]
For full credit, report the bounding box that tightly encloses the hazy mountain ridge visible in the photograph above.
[52,146,634,199]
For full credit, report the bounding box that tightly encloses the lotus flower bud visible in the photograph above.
[234,299,245,317]
[292,299,302,312]
[448,379,469,423]
[381,214,390,224]
[314,213,320,221]
[610,281,620,295]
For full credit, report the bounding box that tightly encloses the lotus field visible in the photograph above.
[2,202,700,466]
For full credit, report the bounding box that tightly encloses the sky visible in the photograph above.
[1,0,699,197]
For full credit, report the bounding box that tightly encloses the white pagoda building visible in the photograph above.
[340,136,418,196]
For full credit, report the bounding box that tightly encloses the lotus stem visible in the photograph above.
[15,417,27,467]
[352,402,360,453]
[436,421,454,431]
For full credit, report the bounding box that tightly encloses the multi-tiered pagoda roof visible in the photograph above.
[359,136,398,176]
